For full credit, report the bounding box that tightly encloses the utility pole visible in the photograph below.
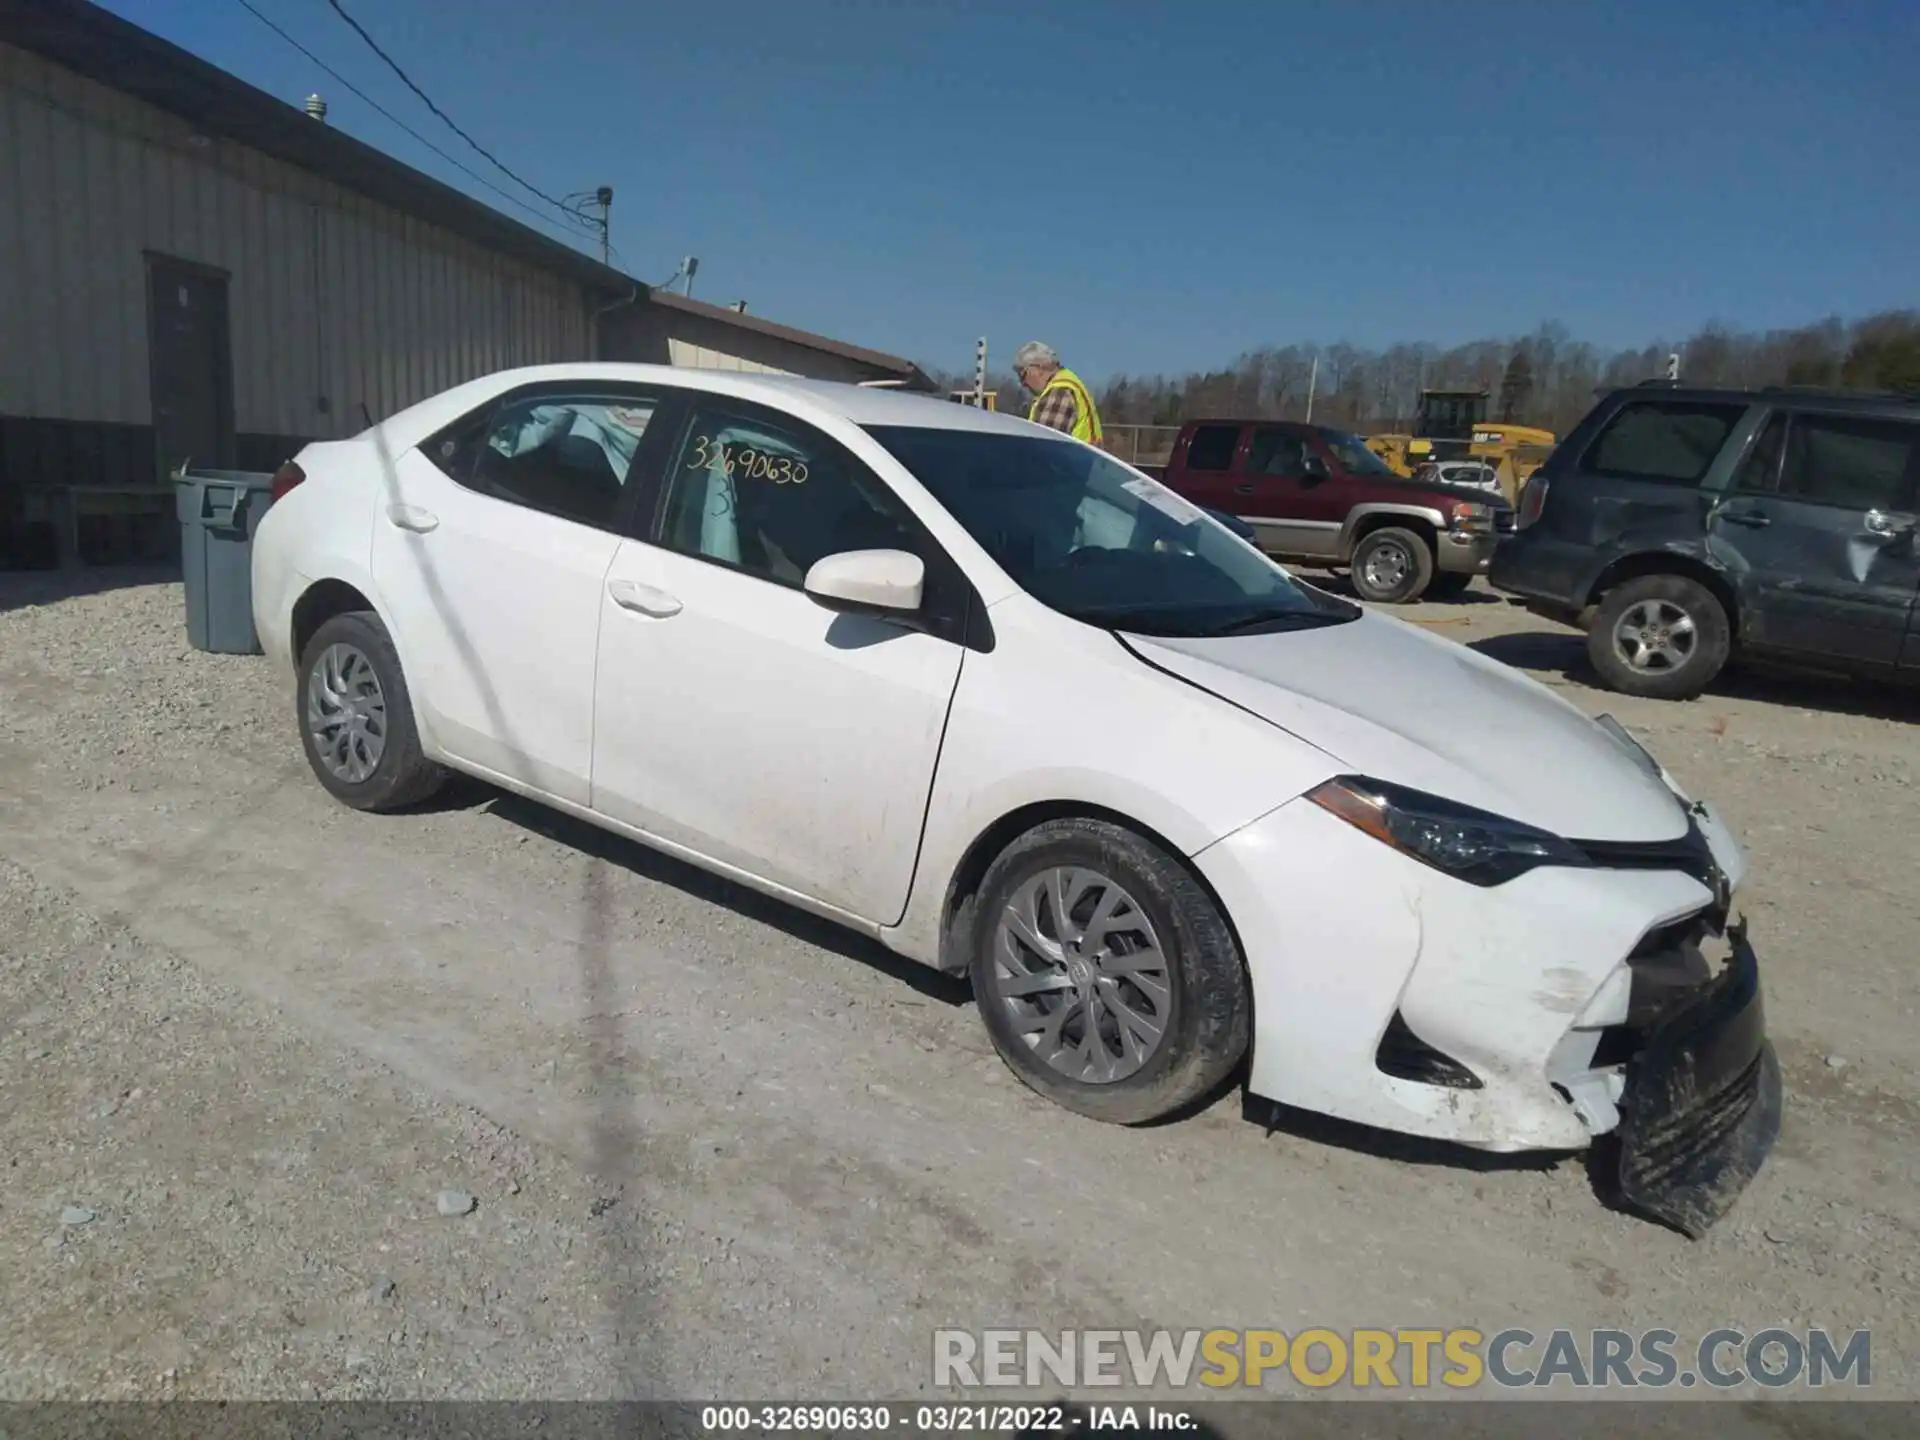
[1304,354,1319,423]
[565,187,615,267]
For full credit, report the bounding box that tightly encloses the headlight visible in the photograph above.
[1307,776,1585,886]
[1447,499,1495,534]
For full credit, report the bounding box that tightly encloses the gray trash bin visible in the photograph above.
[175,468,278,655]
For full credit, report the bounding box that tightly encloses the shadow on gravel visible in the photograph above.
[481,790,972,1007]
[365,423,660,1398]
[1469,631,1920,724]
[0,562,183,615]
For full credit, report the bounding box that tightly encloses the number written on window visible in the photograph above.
[686,435,809,485]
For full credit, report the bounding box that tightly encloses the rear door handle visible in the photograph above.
[386,503,439,533]
[1717,507,1770,528]
[607,578,683,618]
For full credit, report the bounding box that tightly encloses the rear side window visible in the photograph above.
[455,392,660,532]
[1582,401,1745,485]
[1183,424,1241,472]
[1778,413,1919,511]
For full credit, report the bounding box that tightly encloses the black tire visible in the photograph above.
[969,818,1250,1126]
[1348,526,1436,604]
[1424,571,1474,602]
[1586,574,1731,701]
[296,610,446,811]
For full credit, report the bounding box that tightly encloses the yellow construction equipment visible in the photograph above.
[949,388,998,410]
[1365,389,1555,504]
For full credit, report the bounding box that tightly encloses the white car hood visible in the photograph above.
[1129,610,1689,843]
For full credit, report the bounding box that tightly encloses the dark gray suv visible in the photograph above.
[1488,383,1920,700]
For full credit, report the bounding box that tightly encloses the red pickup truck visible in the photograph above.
[1141,419,1510,603]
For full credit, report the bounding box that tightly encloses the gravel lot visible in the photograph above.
[1,568,1915,1415]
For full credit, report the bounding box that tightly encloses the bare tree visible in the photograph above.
[1088,310,1920,434]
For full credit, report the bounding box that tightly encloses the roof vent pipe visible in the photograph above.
[305,93,328,122]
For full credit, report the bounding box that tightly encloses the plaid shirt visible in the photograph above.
[1028,381,1081,435]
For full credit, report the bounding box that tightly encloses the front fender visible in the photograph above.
[878,605,1339,969]
[1340,502,1446,553]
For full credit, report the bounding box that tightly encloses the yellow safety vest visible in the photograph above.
[1029,366,1104,445]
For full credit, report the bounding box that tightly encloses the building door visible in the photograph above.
[145,256,234,480]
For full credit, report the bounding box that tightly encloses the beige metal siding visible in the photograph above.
[665,338,795,375]
[0,40,592,437]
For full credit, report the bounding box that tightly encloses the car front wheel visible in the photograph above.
[1587,574,1732,701]
[970,818,1250,1125]
[1349,526,1435,603]
[296,610,446,811]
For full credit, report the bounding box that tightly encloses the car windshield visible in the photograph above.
[863,426,1359,637]
[1323,431,1398,477]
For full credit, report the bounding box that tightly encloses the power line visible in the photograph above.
[232,0,599,244]
[323,0,581,221]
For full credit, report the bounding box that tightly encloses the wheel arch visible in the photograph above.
[1342,504,1441,559]
[935,800,1248,978]
[286,568,443,757]
[1582,550,1741,638]
[292,577,379,661]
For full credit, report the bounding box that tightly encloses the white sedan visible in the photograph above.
[252,364,1780,1235]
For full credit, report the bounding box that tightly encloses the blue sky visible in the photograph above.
[100,0,1918,379]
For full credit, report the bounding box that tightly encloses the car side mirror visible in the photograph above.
[1301,456,1331,483]
[1201,506,1258,542]
[803,548,925,614]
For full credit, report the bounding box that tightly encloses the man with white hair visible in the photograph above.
[1013,341,1105,446]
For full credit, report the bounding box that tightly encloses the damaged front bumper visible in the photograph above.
[1616,921,1782,1238]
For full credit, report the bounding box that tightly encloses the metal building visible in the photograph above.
[0,0,930,567]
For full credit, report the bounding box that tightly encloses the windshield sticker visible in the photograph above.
[1122,476,1202,526]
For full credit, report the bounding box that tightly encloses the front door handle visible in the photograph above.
[1233,482,1258,494]
[1865,508,1916,539]
[607,578,683,618]
[1717,506,1770,529]
[386,503,439,533]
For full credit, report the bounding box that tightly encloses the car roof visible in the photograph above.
[1610,382,1919,415]
[403,362,1061,439]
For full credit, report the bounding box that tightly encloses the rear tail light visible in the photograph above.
[1517,474,1550,530]
[270,460,306,501]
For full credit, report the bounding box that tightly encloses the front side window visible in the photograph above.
[1322,431,1398,477]
[1778,413,1918,511]
[864,426,1357,638]
[1730,414,1787,495]
[1583,401,1744,485]
[462,393,659,530]
[658,408,918,586]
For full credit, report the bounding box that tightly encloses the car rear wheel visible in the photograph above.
[1349,526,1435,604]
[297,610,446,811]
[1587,574,1731,701]
[970,818,1249,1125]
